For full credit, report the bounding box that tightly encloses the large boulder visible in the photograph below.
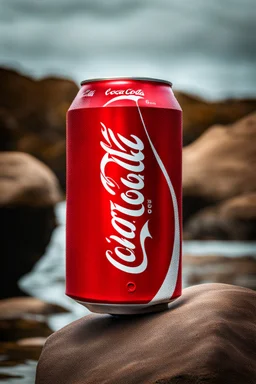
[36,284,256,384]
[184,192,256,240]
[183,112,256,223]
[0,152,62,298]
[175,91,256,145]
[0,67,78,189]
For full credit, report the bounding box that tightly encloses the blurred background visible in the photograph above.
[0,0,256,383]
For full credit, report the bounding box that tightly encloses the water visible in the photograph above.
[19,201,256,331]
[0,362,37,384]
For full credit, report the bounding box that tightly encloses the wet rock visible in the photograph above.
[184,193,256,240]
[183,112,256,223]
[183,255,256,290]
[0,67,78,189]
[0,372,23,380]
[0,152,62,298]
[0,297,63,342]
[36,284,256,384]
[0,298,66,371]
[0,339,46,363]
[175,91,256,145]
[0,297,68,319]
[0,318,52,343]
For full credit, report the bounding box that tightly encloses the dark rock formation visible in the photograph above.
[0,152,62,298]
[0,108,19,151]
[0,298,68,371]
[0,338,46,363]
[1,67,255,189]
[183,112,256,226]
[184,193,256,240]
[0,67,78,189]
[175,91,256,145]
[0,297,68,319]
[36,284,256,384]
[0,297,67,342]
[183,255,256,290]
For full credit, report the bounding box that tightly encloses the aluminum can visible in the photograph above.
[66,77,182,314]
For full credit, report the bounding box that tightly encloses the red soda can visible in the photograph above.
[66,77,182,314]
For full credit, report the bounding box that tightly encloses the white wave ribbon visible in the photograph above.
[136,103,180,302]
[103,94,180,298]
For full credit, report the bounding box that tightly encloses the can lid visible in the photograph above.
[81,77,172,87]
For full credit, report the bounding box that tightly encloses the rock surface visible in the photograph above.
[0,67,78,189]
[183,255,256,290]
[183,112,256,223]
[0,152,62,207]
[0,108,19,151]
[0,152,62,298]
[0,297,68,320]
[36,284,256,384]
[184,193,256,240]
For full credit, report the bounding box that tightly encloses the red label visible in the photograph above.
[66,91,182,305]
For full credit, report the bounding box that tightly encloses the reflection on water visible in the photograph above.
[0,361,37,384]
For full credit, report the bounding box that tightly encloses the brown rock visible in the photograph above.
[0,152,62,207]
[36,284,256,384]
[0,108,19,151]
[175,91,256,145]
[0,298,65,368]
[17,337,47,347]
[1,67,255,189]
[0,318,52,342]
[0,297,61,342]
[0,297,68,320]
[0,67,78,189]
[0,152,62,298]
[184,193,256,240]
[0,339,46,362]
[183,255,256,290]
[183,112,256,222]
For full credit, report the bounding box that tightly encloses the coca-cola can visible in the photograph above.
[66,77,182,315]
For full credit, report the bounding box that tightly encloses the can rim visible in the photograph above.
[81,76,172,87]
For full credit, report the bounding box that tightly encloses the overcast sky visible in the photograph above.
[1,0,255,99]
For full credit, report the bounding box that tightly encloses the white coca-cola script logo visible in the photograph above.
[99,93,180,302]
[83,89,95,97]
[100,122,151,274]
[105,88,144,96]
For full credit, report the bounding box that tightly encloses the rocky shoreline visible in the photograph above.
[0,67,256,382]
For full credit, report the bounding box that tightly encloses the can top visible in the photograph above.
[81,77,172,87]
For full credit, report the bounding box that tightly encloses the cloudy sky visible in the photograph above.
[1,0,255,99]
